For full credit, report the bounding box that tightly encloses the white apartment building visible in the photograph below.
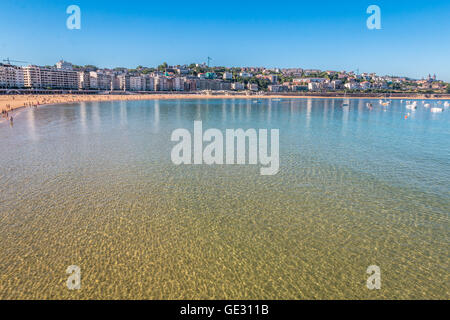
[330,80,343,90]
[268,85,286,92]
[344,82,360,90]
[266,74,278,84]
[56,60,73,70]
[89,71,112,90]
[223,72,233,80]
[173,77,184,91]
[239,72,252,78]
[78,71,90,89]
[231,82,244,90]
[0,64,24,88]
[303,69,322,76]
[23,65,78,89]
[308,82,322,91]
[154,76,170,91]
[247,83,258,91]
[118,74,130,91]
[176,68,189,75]
[144,76,154,91]
[110,76,120,90]
[130,76,146,91]
[293,77,326,84]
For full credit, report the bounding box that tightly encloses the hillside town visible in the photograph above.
[0,60,449,94]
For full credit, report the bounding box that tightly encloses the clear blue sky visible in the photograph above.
[1,0,449,81]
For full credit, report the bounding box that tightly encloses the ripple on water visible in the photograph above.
[0,98,448,299]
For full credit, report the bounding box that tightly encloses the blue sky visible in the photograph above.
[1,0,449,81]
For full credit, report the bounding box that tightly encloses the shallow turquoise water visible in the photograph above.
[0,98,448,299]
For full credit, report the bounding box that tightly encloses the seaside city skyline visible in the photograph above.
[1,58,448,93]
[1,0,449,81]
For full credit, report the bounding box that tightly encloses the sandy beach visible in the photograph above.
[1,93,449,114]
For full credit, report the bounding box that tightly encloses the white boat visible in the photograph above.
[424,103,431,108]
[380,94,391,106]
[444,102,450,107]
[430,108,443,113]
[341,92,349,106]
[406,103,417,110]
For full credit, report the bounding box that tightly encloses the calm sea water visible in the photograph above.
[0,98,448,299]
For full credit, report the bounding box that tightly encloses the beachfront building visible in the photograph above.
[173,77,184,91]
[231,82,245,91]
[23,65,78,89]
[344,82,360,90]
[184,78,197,91]
[129,76,146,91]
[220,81,232,90]
[110,76,120,91]
[267,85,287,92]
[308,82,322,91]
[0,64,25,88]
[289,85,308,92]
[360,81,371,90]
[154,76,169,91]
[89,71,112,90]
[197,79,213,90]
[204,79,231,91]
[144,76,155,91]
[247,83,258,91]
[118,74,130,91]
[77,71,90,90]
[330,80,343,90]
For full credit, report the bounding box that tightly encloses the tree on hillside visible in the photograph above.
[158,62,168,72]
